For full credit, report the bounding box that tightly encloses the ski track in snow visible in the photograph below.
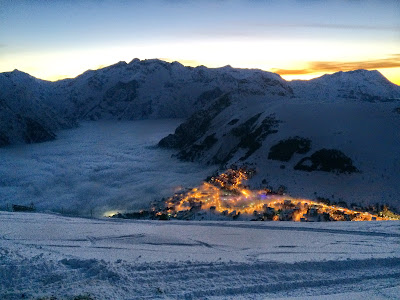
[1,212,400,299]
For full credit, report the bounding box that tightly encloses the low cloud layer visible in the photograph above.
[0,120,215,217]
[272,54,400,76]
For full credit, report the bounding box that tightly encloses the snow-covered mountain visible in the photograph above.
[1,59,400,208]
[1,59,399,147]
[0,59,296,146]
[0,70,76,146]
[48,60,292,121]
[291,69,400,102]
[158,68,400,209]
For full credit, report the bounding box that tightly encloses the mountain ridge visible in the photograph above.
[0,59,399,148]
[5,63,399,86]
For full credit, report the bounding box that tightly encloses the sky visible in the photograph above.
[0,0,399,84]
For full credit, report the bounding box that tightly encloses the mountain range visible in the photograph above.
[1,59,400,209]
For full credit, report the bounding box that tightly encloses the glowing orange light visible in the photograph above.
[165,168,393,222]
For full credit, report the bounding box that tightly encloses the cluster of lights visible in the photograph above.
[165,168,392,221]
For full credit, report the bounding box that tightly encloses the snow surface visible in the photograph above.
[0,120,215,216]
[1,211,399,299]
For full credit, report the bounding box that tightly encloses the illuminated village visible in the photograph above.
[110,167,399,222]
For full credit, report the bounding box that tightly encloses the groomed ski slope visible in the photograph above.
[1,212,400,299]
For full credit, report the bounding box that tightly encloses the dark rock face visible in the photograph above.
[233,114,280,162]
[294,149,358,174]
[230,113,262,137]
[177,133,218,161]
[23,118,56,144]
[105,80,139,103]
[158,94,231,149]
[0,98,57,147]
[210,114,280,165]
[227,119,239,126]
[0,132,10,146]
[268,137,311,162]
[196,88,223,106]
[159,91,281,165]
[84,80,140,120]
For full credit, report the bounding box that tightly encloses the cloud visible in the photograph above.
[272,69,312,75]
[272,54,400,75]
[0,120,215,217]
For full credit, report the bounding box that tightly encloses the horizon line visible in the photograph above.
[2,58,399,86]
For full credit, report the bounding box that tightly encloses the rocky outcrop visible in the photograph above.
[23,118,56,144]
[294,149,359,174]
[268,137,311,162]
[159,94,231,149]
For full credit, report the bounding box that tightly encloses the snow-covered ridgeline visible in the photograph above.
[1,59,399,147]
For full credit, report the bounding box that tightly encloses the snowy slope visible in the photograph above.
[159,93,400,209]
[1,211,399,299]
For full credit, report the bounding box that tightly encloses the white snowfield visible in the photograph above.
[1,212,399,299]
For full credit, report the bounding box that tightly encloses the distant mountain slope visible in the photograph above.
[0,70,75,146]
[290,69,400,102]
[48,59,292,121]
[0,99,56,146]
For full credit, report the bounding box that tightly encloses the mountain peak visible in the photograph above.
[0,69,34,81]
[290,68,400,102]
[128,58,140,64]
[321,69,387,82]
[109,61,127,68]
[10,69,30,76]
